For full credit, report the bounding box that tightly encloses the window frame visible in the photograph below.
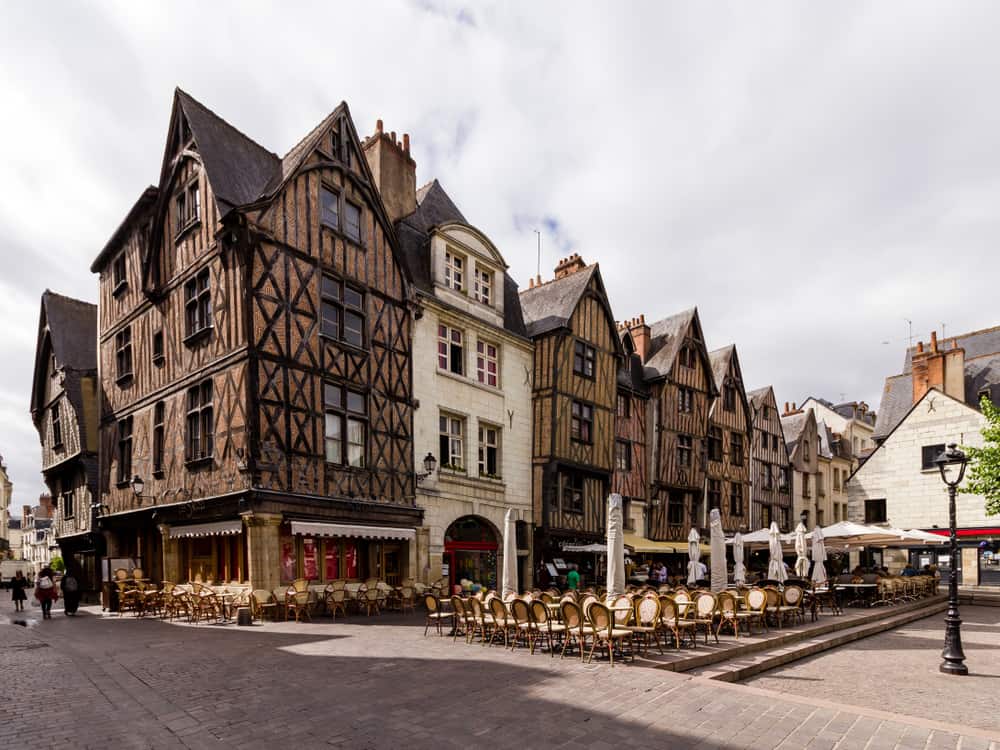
[61,490,74,520]
[321,275,367,350]
[707,426,723,462]
[115,326,133,382]
[444,250,465,292]
[865,498,887,524]
[324,382,368,468]
[730,431,744,466]
[175,177,201,237]
[439,414,465,472]
[921,444,946,471]
[678,386,694,414]
[729,482,744,516]
[617,392,631,419]
[570,400,594,444]
[723,383,736,412]
[153,401,165,475]
[320,185,341,231]
[343,199,362,244]
[573,340,596,379]
[707,478,721,509]
[676,434,693,467]
[112,253,127,295]
[152,329,165,366]
[184,268,212,342]
[185,380,214,464]
[51,401,62,448]
[667,493,685,525]
[437,324,465,376]
[475,339,499,387]
[116,416,133,485]
[478,423,501,478]
[473,264,493,305]
[561,472,585,514]
[615,439,632,472]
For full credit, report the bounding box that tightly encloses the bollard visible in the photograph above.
[236,606,253,626]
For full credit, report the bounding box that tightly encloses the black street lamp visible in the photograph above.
[415,453,438,484]
[934,443,969,676]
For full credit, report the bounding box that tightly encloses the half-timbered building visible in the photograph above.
[748,386,792,530]
[781,404,820,530]
[612,325,649,536]
[520,255,622,581]
[367,122,534,592]
[29,291,100,593]
[705,345,752,533]
[90,89,419,591]
[622,308,717,542]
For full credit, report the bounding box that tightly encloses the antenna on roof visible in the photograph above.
[533,229,541,280]
[904,318,913,347]
[941,322,947,340]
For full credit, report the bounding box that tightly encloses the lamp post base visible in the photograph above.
[940,610,968,675]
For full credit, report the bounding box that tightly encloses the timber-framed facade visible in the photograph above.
[748,385,792,530]
[705,345,753,533]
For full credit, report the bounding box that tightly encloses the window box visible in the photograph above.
[184,455,214,469]
[440,463,466,474]
[115,373,134,387]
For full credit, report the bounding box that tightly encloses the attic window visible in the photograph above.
[331,129,342,160]
[473,266,492,305]
[344,201,362,244]
[175,180,200,235]
[321,186,340,230]
[679,346,695,369]
[112,253,127,295]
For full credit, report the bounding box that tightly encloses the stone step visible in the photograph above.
[657,594,947,674]
[686,598,949,682]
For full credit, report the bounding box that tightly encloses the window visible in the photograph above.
[761,504,772,528]
[803,439,810,460]
[51,403,62,447]
[667,492,685,525]
[762,463,773,490]
[771,434,779,451]
[321,276,366,348]
[707,426,723,461]
[677,434,693,467]
[153,401,165,474]
[573,341,596,378]
[617,393,631,418]
[320,186,340,229]
[115,326,132,381]
[476,340,498,387]
[707,479,721,509]
[324,383,367,467]
[865,498,887,524]
[571,401,593,444]
[61,491,73,520]
[779,507,789,530]
[731,432,744,466]
[622,497,634,530]
[833,469,841,492]
[723,384,736,412]
[678,387,694,414]
[921,444,946,470]
[729,483,744,516]
[152,330,164,365]
[438,325,464,375]
[679,346,695,369]
[762,405,770,420]
[779,467,790,492]
[175,180,200,232]
[439,415,464,471]
[116,416,132,484]
[344,200,361,243]
[185,380,214,462]
[112,253,127,293]
[615,440,632,472]
[444,251,464,291]
[816,509,825,526]
[478,424,500,477]
[473,266,492,305]
[184,269,212,338]
[802,472,810,498]
[562,473,584,513]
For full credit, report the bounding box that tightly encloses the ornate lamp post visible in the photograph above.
[934,443,969,676]
[415,453,438,484]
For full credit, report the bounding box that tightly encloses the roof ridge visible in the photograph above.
[281,103,345,161]
[904,322,1000,353]
[518,264,596,297]
[176,88,278,159]
[43,289,96,308]
[964,351,1000,363]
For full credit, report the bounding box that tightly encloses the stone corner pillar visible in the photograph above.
[242,512,283,591]
[158,524,181,584]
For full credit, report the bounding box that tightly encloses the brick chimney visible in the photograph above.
[362,119,416,224]
[911,331,963,404]
[554,253,586,279]
[627,315,651,363]
[783,402,802,416]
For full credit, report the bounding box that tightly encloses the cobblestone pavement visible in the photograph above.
[1,597,997,749]
[745,605,1000,734]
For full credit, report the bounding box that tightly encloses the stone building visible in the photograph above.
[22,496,58,569]
[747,386,792,530]
[371,122,534,592]
[800,396,877,461]
[0,456,11,557]
[29,290,100,590]
[849,326,1000,583]
[781,404,820,528]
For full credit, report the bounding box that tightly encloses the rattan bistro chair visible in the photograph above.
[692,592,719,645]
[325,587,348,620]
[559,600,594,661]
[743,587,768,634]
[779,585,806,625]
[586,602,634,667]
[529,599,566,656]
[286,589,312,622]
[423,594,454,636]
[627,595,663,655]
[509,598,538,651]
[467,596,493,645]
[715,591,743,638]
[660,596,699,649]
[487,597,517,648]
[251,589,278,621]
[763,586,784,627]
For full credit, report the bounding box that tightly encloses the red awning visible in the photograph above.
[924,528,1000,537]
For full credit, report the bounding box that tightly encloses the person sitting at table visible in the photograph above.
[851,565,864,576]
[901,563,918,577]
[656,563,669,584]
[566,564,580,591]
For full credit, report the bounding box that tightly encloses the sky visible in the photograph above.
[2,1,998,509]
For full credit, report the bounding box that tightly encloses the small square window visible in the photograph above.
[344,201,362,243]
[321,186,340,229]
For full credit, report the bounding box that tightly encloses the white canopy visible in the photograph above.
[811,521,917,547]
[709,509,726,593]
[811,525,828,585]
[794,522,809,578]
[687,528,701,585]
[169,520,243,539]
[289,521,415,541]
[732,532,746,586]
[606,495,625,603]
[767,522,787,582]
[561,542,607,553]
[728,527,794,547]
[501,509,518,600]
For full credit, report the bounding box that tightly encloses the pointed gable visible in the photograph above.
[30,290,97,417]
[519,265,598,338]
[709,344,752,426]
[642,307,717,395]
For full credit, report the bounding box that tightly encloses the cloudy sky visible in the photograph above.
[2,1,998,508]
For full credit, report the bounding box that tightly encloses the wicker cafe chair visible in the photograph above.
[423,594,454,636]
[692,592,719,645]
[586,602,633,667]
[780,585,805,625]
[323,587,347,620]
[251,589,278,621]
[286,589,312,622]
[659,596,699,648]
[715,591,744,638]
[611,595,633,628]
[559,600,594,661]
[509,598,538,651]
[742,588,768,634]
[450,596,472,642]
[530,599,566,656]
[467,596,494,645]
[627,595,663,656]
[580,594,598,620]
[763,586,784,627]
[399,585,416,614]
[488,597,517,648]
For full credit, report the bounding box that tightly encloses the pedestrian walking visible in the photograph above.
[61,567,81,616]
[34,566,59,619]
[10,570,29,611]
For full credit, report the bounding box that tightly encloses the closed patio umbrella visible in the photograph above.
[733,532,746,586]
[709,509,726,593]
[501,508,518,600]
[687,528,701,586]
[606,494,625,603]
[767,522,787,583]
[794,522,809,578]
[811,525,828,585]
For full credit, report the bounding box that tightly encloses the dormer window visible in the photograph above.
[679,346,695,369]
[321,186,340,229]
[112,253,127,295]
[473,266,492,305]
[445,251,464,291]
[344,201,362,244]
[175,179,200,234]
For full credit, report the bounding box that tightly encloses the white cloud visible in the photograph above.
[1,1,998,506]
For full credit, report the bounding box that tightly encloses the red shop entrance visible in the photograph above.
[443,516,498,592]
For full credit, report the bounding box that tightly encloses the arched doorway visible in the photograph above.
[444,516,498,592]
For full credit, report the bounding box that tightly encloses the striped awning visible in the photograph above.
[290,521,415,541]
[168,520,243,539]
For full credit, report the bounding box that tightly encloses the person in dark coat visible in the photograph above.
[61,567,81,616]
[10,570,28,611]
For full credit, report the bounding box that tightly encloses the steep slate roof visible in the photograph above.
[174,89,281,212]
[872,374,914,441]
[41,291,97,371]
[780,411,809,453]
[90,187,159,272]
[617,353,650,395]
[395,180,526,338]
[519,265,598,338]
[902,324,1000,374]
[748,385,773,409]
[708,345,734,388]
[642,308,696,380]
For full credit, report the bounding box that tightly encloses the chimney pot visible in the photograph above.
[403,133,410,154]
[930,331,938,352]
[536,274,542,286]
[376,119,383,133]
[390,131,396,144]
[916,341,924,353]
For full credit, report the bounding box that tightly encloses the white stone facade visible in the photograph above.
[412,224,533,588]
[847,388,990,530]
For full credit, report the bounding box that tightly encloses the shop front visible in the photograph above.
[168,520,247,583]
[280,521,415,586]
[443,516,498,592]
